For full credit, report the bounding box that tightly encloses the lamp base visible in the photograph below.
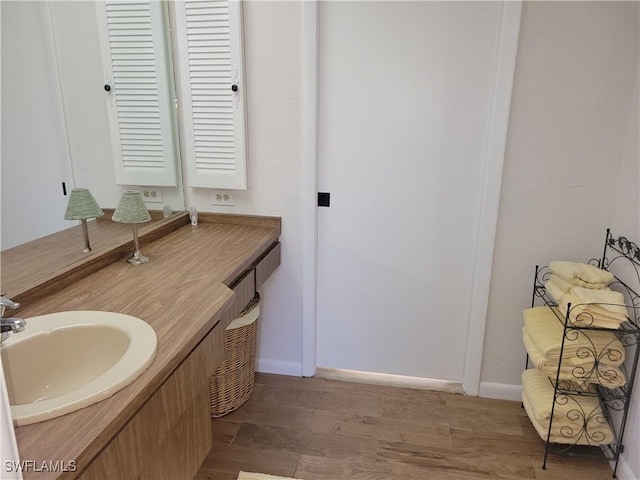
[127,250,149,265]
[81,219,92,253]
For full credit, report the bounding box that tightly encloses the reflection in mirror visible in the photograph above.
[1,0,74,249]
[1,211,188,304]
[0,2,185,279]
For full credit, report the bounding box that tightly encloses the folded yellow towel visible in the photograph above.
[568,286,627,316]
[521,369,614,446]
[523,307,625,366]
[523,327,627,388]
[549,261,614,289]
[522,390,614,446]
[560,287,628,329]
[544,274,573,303]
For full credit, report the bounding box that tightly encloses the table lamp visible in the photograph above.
[64,188,104,253]
[112,190,152,264]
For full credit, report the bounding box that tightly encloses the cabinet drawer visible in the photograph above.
[231,269,255,317]
[255,242,280,289]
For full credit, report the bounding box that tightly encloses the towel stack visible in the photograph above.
[522,307,626,388]
[521,368,614,446]
[521,261,626,447]
[544,261,628,329]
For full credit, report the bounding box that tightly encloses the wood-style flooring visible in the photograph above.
[195,373,614,480]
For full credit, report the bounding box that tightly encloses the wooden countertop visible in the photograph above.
[7,214,280,479]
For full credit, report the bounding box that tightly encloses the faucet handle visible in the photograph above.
[0,297,20,310]
[0,297,20,317]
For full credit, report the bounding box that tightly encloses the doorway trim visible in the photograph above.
[463,1,523,395]
[301,1,523,391]
[301,1,319,377]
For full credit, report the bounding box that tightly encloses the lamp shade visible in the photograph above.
[112,190,152,224]
[64,188,104,220]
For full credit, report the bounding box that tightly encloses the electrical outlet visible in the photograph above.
[141,188,163,203]
[211,190,235,206]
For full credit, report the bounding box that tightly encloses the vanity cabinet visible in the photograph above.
[77,242,281,479]
[79,306,229,480]
[11,215,281,480]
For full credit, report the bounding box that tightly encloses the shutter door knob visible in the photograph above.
[104,84,111,92]
[231,84,238,92]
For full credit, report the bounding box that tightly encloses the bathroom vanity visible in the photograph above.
[2,213,281,479]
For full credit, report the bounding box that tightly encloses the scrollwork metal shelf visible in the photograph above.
[526,229,640,478]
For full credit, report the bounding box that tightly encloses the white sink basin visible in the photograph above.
[1,311,157,426]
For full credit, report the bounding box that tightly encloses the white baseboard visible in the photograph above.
[478,381,522,401]
[256,358,302,377]
[315,367,464,394]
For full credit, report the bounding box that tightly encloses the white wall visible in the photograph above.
[482,0,639,390]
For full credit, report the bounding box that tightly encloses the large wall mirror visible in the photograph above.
[1,2,186,283]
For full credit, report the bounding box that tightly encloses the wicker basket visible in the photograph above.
[210,293,260,417]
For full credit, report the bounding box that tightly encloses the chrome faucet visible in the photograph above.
[1,296,25,343]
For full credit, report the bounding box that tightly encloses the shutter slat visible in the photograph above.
[194,125,234,131]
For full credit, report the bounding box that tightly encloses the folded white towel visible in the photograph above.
[549,261,614,289]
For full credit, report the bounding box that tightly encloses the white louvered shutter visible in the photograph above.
[96,0,178,187]
[173,0,247,190]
